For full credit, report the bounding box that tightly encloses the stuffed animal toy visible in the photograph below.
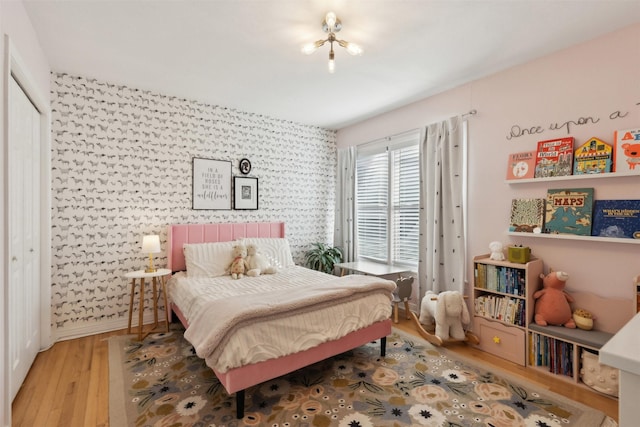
[489,241,505,261]
[245,244,277,277]
[227,244,248,279]
[419,290,470,341]
[533,270,576,328]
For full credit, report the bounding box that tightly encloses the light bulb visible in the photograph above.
[328,48,335,73]
[301,43,318,55]
[346,42,363,56]
[325,12,337,30]
[328,58,335,73]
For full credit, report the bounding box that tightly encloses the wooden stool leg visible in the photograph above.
[152,277,159,329]
[393,302,399,323]
[127,279,136,334]
[138,278,145,340]
[161,276,170,332]
[404,301,411,319]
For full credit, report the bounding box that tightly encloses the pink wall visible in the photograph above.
[338,23,640,300]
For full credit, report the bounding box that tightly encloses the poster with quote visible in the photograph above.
[192,158,231,210]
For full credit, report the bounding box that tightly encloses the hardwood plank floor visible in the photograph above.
[11,318,618,426]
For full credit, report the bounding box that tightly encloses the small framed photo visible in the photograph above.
[239,158,252,175]
[234,176,258,210]
[192,157,231,210]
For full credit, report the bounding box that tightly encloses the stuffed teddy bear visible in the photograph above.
[489,241,505,261]
[245,244,277,277]
[227,244,248,279]
[419,290,470,341]
[533,270,576,328]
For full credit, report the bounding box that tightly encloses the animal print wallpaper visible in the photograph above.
[50,73,336,339]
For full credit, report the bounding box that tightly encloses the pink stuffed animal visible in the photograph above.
[533,270,576,328]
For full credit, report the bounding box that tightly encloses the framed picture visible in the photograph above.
[239,158,252,175]
[234,176,258,210]
[192,157,232,210]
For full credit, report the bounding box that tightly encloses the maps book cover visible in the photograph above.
[573,137,612,175]
[613,128,640,175]
[510,198,545,233]
[592,200,640,239]
[544,188,594,236]
[534,137,574,178]
[506,151,536,180]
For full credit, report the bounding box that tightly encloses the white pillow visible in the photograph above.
[183,241,235,277]
[240,238,295,269]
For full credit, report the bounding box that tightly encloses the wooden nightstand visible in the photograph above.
[123,268,172,340]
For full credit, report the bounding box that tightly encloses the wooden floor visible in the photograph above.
[11,317,618,426]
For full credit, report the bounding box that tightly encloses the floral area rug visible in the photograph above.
[108,326,615,427]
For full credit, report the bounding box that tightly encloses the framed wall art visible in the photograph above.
[192,157,232,210]
[234,176,259,210]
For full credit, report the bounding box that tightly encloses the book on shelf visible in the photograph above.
[510,198,545,233]
[544,188,594,236]
[506,150,536,180]
[534,137,574,178]
[530,333,573,377]
[573,137,613,175]
[613,127,640,175]
[474,294,525,327]
[591,199,640,239]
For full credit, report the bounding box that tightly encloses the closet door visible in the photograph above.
[8,76,41,401]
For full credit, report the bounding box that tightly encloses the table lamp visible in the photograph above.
[141,234,161,273]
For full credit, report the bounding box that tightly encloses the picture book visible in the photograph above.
[534,137,574,178]
[592,200,640,239]
[613,128,640,175]
[544,188,594,236]
[506,151,536,180]
[509,198,545,233]
[573,137,612,175]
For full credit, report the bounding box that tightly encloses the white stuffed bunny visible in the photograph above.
[245,244,277,277]
[419,290,470,341]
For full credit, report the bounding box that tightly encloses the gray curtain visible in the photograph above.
[334,146,357,262]
[418,116,467,298]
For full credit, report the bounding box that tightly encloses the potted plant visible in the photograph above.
[304,243,344,275]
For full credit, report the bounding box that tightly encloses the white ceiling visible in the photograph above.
[23,0,640,130]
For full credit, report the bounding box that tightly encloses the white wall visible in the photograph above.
[338,24,640,302]
[1,1,51,425]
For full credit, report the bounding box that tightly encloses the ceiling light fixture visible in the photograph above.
[302,11,363,74]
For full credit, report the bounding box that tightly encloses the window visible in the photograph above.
[356,130,420,267]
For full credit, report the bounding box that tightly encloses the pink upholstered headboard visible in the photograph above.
[167,222,286,272]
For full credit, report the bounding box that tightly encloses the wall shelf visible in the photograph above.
[508,231,640,245]
[505,172,637,184]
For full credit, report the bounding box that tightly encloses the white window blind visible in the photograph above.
[356,130,420,266]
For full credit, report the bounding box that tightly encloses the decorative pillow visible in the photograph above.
[580,350,619,397]
[183,241,235,277]
[240,237,295,269]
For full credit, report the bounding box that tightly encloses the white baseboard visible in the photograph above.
[53,312,166,342]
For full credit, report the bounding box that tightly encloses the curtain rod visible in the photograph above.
[463,109,477,118]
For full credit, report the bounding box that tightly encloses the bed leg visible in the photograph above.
[236,390,245,419]
[380,336,386,357]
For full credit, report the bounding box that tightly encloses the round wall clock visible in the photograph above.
[239,158,252,175]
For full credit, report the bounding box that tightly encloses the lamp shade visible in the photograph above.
[141,235,161,254]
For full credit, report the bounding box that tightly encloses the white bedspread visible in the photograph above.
[168,266,395,373]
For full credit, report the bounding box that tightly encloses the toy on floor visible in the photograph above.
[410,290,479,347]
[533,269,576,328]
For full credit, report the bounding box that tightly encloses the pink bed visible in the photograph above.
[166,222,392,419]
